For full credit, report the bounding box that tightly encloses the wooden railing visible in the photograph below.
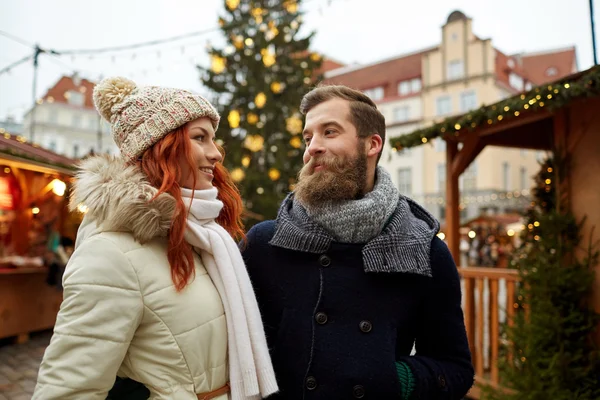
[458,266,521,399]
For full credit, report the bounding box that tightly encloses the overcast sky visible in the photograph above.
[0,0,595,121]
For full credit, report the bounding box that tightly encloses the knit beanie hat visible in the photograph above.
[93,76,220,162]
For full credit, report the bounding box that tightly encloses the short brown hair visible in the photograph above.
[300,84,386,162]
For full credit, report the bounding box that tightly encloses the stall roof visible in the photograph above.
[0,132,77,175]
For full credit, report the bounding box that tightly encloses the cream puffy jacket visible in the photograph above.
[33,156,229,400]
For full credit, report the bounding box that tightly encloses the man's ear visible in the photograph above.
[366,134,383,158]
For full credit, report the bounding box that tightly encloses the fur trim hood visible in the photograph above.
[69,155,176,243]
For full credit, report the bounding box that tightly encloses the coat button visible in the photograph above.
[318,254,331,267]
[438,374,446,388]
[315,312,328,325]
[306,376,317,390]
[359,320,372,333]
[353,385,365,398]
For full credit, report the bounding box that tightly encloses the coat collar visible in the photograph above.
[69,155,176,244]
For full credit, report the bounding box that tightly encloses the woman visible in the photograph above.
[33,77,278,400]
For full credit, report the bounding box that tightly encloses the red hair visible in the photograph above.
[139,125,245,291]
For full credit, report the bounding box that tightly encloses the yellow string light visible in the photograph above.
[421,137,428,143]
[210,55,226,74]
[284,0,298,13]
[247,112,259,125]
[255,92,267,108]
[226,0,240,10]
[504,106,510,112]
[268,168,281,181]
[244,135,265,152]
[286,115,303,134]
[514,111,520,116]
[261,48,276,67]
[241,155,251,167]
[228,110,240,128]
[454,123,461,130]
[270,81,283,93]
[290,136,302,149]
[230,168,245,182]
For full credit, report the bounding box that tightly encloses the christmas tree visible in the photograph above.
[485,155,600,399]
[201,0,323,225]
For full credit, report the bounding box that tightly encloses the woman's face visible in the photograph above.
[177,117,222,190]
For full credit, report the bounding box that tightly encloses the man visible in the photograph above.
[108,85,474,399]
[242,85,474,399]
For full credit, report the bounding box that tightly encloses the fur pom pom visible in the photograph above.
[93,76,137,121]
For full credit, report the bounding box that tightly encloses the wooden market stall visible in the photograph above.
[391,65,600,398]
[0,132,80,343]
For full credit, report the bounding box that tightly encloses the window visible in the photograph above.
[72,115,81,128]
[437,163,446,193]
[393,106,410,122]
[507,59,515,68]
[66,91,85,107]
[73,144,80,158]
[49,140,57,152]
[460,91,477,112]
[546,67,558,77]
[398,81,411,96]
[363,86,384,101]
[509,73,524,90]
[398,78,421,96]
[447,60,464,80]
[397,168,412,196]
[436,96,452,116]
[461,162,478,191]
[410,78,421,92]
[48,110,58,124]
[520,167,528,190]
[502,162,511,191]
[435,138,446,152]
[88,117,97,130]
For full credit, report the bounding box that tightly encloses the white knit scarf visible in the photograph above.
[181,187,278,400]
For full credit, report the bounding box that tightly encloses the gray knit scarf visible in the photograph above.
[270,167,441,276]
[303,167,399,243]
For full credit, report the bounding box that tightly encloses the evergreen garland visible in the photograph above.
[390,66,600,151]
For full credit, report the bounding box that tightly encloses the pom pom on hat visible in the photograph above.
[93,76,137,121]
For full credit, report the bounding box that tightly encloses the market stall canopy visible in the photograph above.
[0,132,77,175]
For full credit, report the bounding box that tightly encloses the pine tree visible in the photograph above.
[485,156,600,399]
[201,0,322,226]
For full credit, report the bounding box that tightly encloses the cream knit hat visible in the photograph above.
[93,76,220,162]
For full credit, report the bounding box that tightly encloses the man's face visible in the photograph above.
[294,98,368,207]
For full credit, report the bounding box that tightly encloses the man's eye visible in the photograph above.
[325,129,335,135]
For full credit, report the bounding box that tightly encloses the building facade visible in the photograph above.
[21,74,117,158]
[323,10,577,224]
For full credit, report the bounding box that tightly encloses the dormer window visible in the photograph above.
[545,67,558,77]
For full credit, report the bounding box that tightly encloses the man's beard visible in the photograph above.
[294,147,368,208]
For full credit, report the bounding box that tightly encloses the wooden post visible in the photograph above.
[446,140,460,263]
